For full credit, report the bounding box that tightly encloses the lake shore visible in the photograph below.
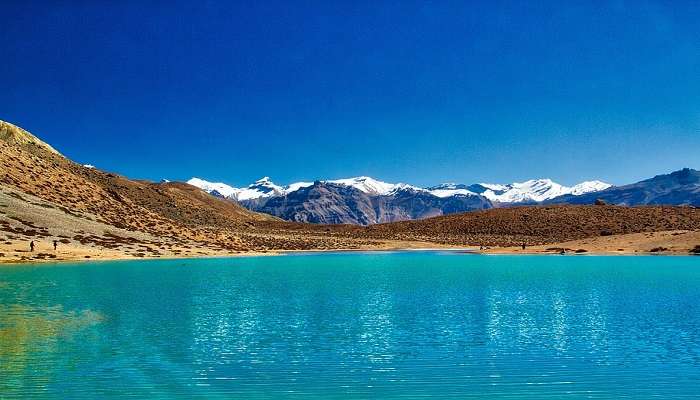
[0,239,458,265]
[2,230,698,265]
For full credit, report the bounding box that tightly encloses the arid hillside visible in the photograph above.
[352,205,700,246]
[1,120,275,230]
[0,120,394,262]
[264,203,700,251]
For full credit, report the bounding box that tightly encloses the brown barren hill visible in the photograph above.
[352,205,700,247]
[0,120,274,232]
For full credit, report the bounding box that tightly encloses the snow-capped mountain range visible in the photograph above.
[185,175,613,225]
[188,176,611,204]
[183,171,700,225]
[186,177,312,201]
[430,180,611,203]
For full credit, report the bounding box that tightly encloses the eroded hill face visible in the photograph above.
[0,121,61,156]
[0,121,275,233]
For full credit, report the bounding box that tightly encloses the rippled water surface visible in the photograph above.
[1,253,700,399]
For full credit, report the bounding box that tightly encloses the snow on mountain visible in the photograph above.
[190,175,426,199]
[467,179,611,203]
[326,176,401,195]
[233,177,285,201]
[188,177,312,201]
[570,180,612,195]
[388,182,428,194]
[286,181,314,192]
[187,177,239,198]
[479,183,509,192]
[323,176,424,195]
[426,183,478,198]
[482,179,569,203]
[189,176,611,204]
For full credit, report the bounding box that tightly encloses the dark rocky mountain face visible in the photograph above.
[248,183,377,225]
[548,168,700,206]
[242,182,493,225]
[377,188,492,222]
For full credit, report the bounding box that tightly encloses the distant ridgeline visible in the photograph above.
[189,169,700,225]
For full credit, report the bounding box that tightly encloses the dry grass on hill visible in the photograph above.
[352,205,700,246]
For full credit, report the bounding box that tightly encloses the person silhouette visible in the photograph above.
[30,241,35,252]
[53,240,58,251]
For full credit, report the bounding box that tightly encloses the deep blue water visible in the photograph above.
[1,252,699,399]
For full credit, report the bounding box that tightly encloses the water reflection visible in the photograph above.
[0,304,103,394]
[357,288,395,364]
[550,292,568,353]
[486,289,504,344]
[584,289,610,362]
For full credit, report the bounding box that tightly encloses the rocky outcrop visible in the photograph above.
[246,182,492,225]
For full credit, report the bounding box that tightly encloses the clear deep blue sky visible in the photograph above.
[2,1,699,187]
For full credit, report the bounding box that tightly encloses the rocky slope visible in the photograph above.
[548,168,700,206]
[254,182,492,225]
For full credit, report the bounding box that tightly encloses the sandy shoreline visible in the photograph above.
[2,248,696,267]
[0,239,456,265]
[2,231,698,266]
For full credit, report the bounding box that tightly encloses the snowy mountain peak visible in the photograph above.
[426,183,478,198]
[570,180,612,195]
[187,177,238,198]
[326,176,401,195]
[188,177,311,201]
[429,183,468,190]
[248,177,283,192]
[470,178,611,203]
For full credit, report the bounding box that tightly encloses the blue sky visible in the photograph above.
[2,1,699,187]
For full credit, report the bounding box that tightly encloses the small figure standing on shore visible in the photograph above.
[521,243,526,250]
[30,241,35,252]
[53,240,58,251]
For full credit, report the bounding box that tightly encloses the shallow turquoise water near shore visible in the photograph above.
[1,252,699,399]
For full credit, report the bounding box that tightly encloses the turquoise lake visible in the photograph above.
[1,252,699,399]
